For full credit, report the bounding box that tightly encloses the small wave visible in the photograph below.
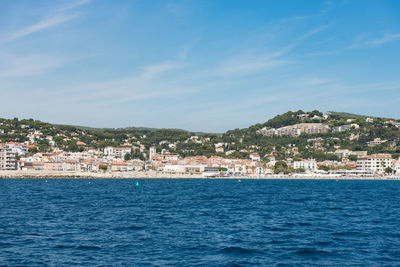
[295,247,334,257]
[332,231,365,238]
[113,225,146,231]
[76,245,101,250]
[0,242,13,248]
[53,244,75,249]
[220,246,260,255]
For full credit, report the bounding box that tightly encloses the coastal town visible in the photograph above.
[1,110,400,178]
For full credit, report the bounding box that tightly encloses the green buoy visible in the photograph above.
[136,181,139,187]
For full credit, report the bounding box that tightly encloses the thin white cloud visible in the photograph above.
[48,61,193,105]
[309,31,400,56]
[308,78,332,85]
[6,13,79,42]
[275,24,329,56]
[345,32,400,50]
[369,33,400,46]
[59,0,93,11]
[214,24,328,77]
[140,62,184,80]
[0,55,63,77]
[214,59,288,77]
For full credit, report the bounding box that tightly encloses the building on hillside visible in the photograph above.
[0,144,17,170]
[5,142,28,155]
[257,123,329,137]
[149,146,156,159]
[293,159,317,171]
[367,138,387,147]
[104,146,131,158]
[356,154,393,174]
[351,151,368,157]
[249,153,260,161]
[332,124,359,133]
[215,143,225,153]
[334,149,368,159]
[334,149,351,159]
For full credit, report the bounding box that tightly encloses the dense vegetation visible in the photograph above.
[1,110,399,160]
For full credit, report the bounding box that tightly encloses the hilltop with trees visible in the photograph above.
[1,110,399,161]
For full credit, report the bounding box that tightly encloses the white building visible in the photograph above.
[103,146,131,158]
[393,160,400,174]
[249,153,260,161]
[368,138,387,147]
[0,144,17,170]
[293,159,317,171]
[334,149,367,159]
[149,146,156,159]
[334,149,352,159]
[356,154,393,174]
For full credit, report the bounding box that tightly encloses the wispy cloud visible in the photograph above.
[3,0,90,42]
[345,32,400,50]
[308,31,400,57]
[140,61,184,80]
[369,33,400,46]
[6,14,79,42]
[213,24,328,77]
[0,55,63,77]
[50,61,194,105]
[214,58,288,77]
[59,0,93,11]
[308,78,332,85]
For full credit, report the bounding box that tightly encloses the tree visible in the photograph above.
[274,161,289,174]
[385,167,393,174]
[318,165,330,172]
[348,155,358,161]
[295,168,306,173]
[99,165,108,172]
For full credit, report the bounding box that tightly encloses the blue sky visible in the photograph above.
[0,0,399,132]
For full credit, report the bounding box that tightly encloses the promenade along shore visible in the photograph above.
[1,170,399,180]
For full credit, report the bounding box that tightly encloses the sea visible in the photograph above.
[1,179,400,266]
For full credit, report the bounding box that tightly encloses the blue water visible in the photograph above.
[1,179,400,266]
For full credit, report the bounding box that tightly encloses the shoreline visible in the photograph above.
[0,170,399,180]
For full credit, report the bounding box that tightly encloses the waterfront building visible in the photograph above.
[356,154,393,173]
[0,144,17,170]
[4,142,28,155]
[293,159,317,171]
